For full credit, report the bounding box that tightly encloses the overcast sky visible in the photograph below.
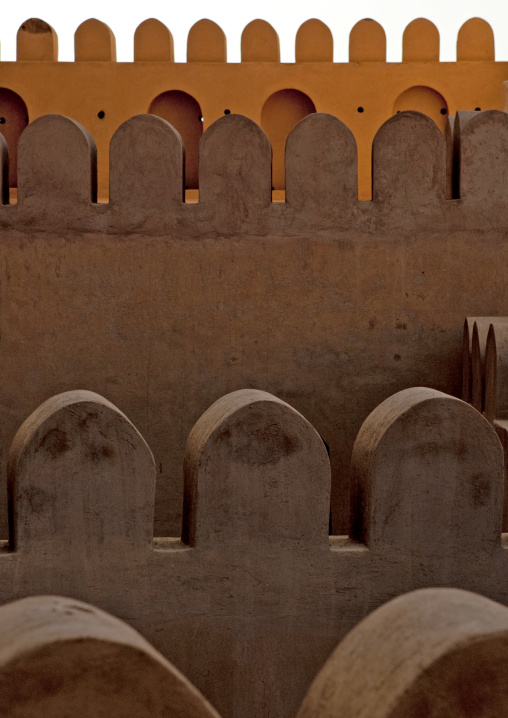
[0,0,506,62]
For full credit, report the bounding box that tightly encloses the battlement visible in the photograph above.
[0,109,507,228]
[0,385,506,718]
[4,16,497,63]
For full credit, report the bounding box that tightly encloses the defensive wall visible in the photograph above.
[0,109,506,540]
[0,16,507,198]
[0,382,507,717]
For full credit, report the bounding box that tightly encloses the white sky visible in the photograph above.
[0,0,506,62]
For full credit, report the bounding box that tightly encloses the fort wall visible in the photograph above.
[0,110,506,537]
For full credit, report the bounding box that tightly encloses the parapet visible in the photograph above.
[3,109,508,231]
[0,16,498,61]
[1,385,507,717]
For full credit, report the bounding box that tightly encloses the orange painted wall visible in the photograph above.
[0,16,505,199]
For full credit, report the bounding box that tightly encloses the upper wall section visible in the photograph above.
[6,16,499,62]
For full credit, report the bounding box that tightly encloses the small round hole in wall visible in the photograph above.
[224,109,231,115]
[475,107,481,111]
[0,118,5,125]
[357,106,364,113]
[97,111,105,119]
[440,108,447,115]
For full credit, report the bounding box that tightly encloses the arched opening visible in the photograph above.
[393,86,448,132]
[149,91,202,189]
[261,89,316,191]
[0,88,28,187]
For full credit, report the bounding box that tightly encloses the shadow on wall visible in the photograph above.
[393,86,448,131]
[261,89,316,190]
[0,89,29,187]
[149,90,203,189]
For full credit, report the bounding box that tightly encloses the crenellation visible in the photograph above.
[0,16,505,199]
[461,317,498,411]
[3,106,506,230]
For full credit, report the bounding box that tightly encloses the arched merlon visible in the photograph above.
[372,111,445,205]
[182,389,330,548]
[75,18,116,61]
[297,589,508,718]
[8,390,155,553]
[134,19,174,62]
[457,17,494,61]
[296,20,333,62]
[285,112,357,212]
[402,19,439,62]
[198,114,271,232]
[455,110,508,204]
[241,20,280,62]
[0,595,221,718]
[109,114,184,222]
[350,387,503,564]
[349,19,386,62]
[17,18,58,61]
[187,20,226,62]
[17,114,97,212]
